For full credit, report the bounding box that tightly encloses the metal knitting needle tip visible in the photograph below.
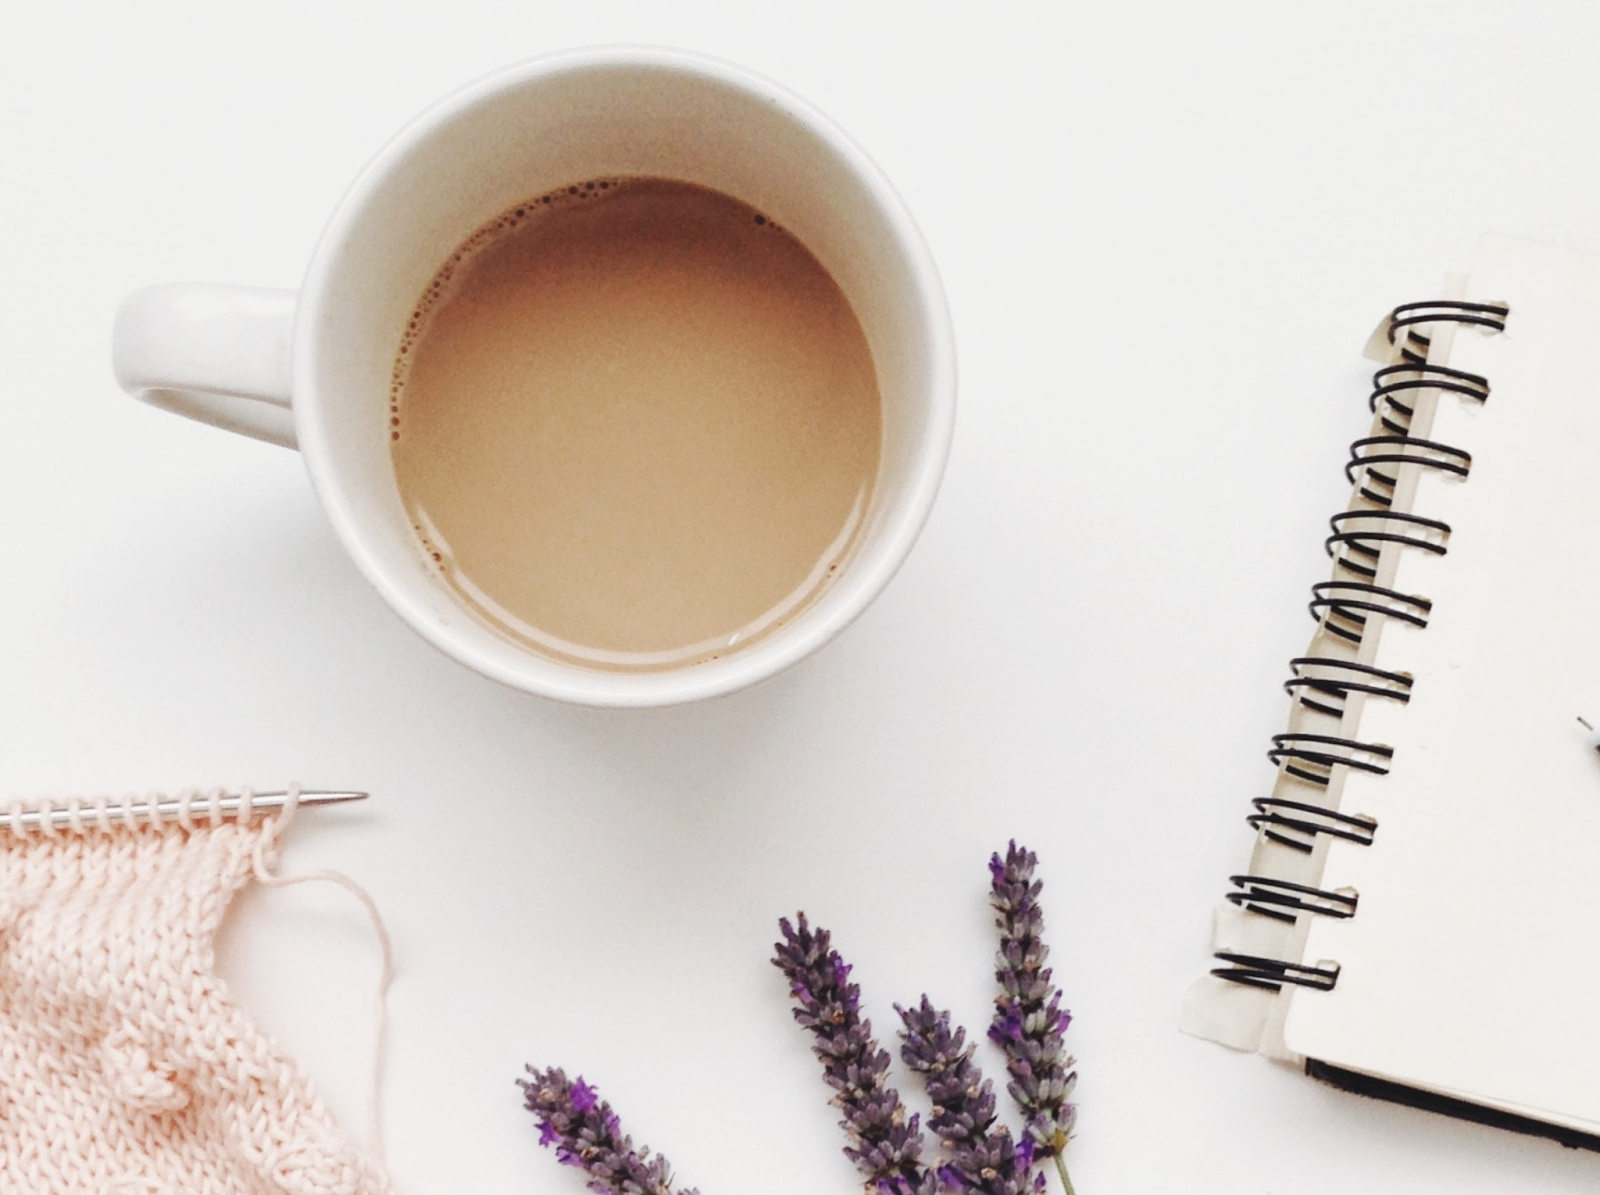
[290,789,370,807]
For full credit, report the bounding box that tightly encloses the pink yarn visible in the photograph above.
[0,794,389,1194]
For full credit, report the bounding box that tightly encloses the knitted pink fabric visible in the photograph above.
[0,796,388,1195]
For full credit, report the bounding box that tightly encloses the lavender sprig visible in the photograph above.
[897,997,1046,1194]
[988,843,1077,1194]
[773,913,937,1195]
[519,1066,699,1195]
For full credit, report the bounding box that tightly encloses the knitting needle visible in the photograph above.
[4,789,367,831]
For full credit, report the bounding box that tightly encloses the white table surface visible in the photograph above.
[6,3,1600,1193]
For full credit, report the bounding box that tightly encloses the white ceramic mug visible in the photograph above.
[112,47,955,707]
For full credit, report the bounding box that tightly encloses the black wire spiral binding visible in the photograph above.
[1326,509,1451,579]
[1247,797,1378,853]
[1227,874,1359,923]
[1369,362,1490,434]
[1212,299,1508,995]
[1345,435,1471,507]
[1268,732,1394,785]
[1388,300,1509,363]
[1211,952,1341,993]
[1283,657,1413,717]
[1308,581,1432,644]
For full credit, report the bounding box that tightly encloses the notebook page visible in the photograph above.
[1281,234,1600,1127]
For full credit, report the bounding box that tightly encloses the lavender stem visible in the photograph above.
[989,842,1077,1165]
[897,995,1045,1194]
[772,913,936,1195]
[518,1065,698,1195]
[1054,1152,1077,1195]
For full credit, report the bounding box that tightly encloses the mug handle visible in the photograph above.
[112,284,298,449]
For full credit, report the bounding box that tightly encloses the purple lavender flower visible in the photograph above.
[519,1066,699,1195]
[897,997,1046,1195]
[773,913,938,1195]
[988,843,1077,1194]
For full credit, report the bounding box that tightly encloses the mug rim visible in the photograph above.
[293,45,956,707]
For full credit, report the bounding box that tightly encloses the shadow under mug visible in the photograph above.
[112,47,956,707]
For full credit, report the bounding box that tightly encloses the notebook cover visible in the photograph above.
[1282,233,1600,1131]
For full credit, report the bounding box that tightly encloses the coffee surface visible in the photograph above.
[390,178,881,670]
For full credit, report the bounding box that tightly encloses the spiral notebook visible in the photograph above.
[1180,233,1600,1146]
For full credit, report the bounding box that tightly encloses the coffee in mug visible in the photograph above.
[389,178,881,671]
[112,48,954,706]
